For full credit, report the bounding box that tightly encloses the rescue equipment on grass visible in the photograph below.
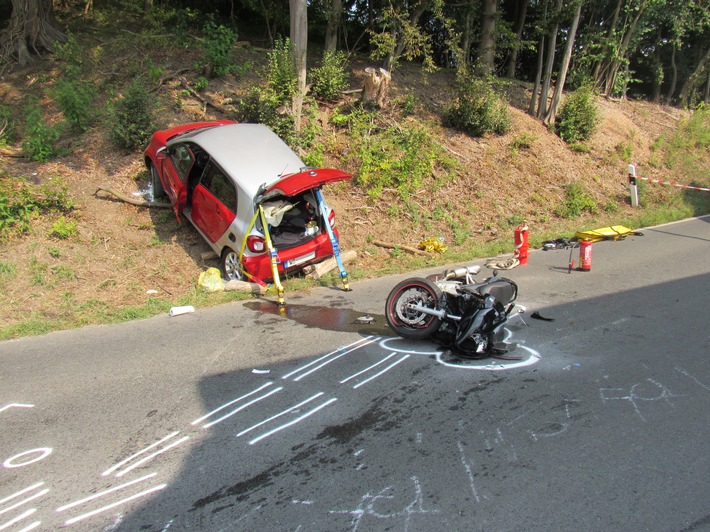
[418,237,447,254]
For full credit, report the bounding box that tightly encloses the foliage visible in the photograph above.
[109,77,155,151]
[22,101,61,163]
[267,37,297,103]
[50,33,95,132]
[334,108,455,199]
[0,105,17,147]
[556,85,600,143]
[444,76,511,137]
[556,183,598,218]
[308,50,349,102]
[196,18,237,78]
[50,217,78,239]
[0,176,75,239]
[235,87,295,143]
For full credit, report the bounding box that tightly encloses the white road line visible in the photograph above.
[102,432,181,477]
[0,403,34,413]
[0,508,36,531]
[0,488,49,516]
[63,484,167,526]
[237,393,325,438]
[249,398,338,445]
[202,387,283,429]
[282,337,377,381]
[56,473,157,512]
[17,521,41,532]
[0,483,45,506]
[115,437,190,478]
[353,355,410,389]
[339,353,398,384]
[191,382,274,426]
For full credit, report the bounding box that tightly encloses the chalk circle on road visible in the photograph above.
[3,447,53,468]
[378,327,541,371]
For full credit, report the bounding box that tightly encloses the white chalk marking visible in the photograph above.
[600,379,680,422]
[0,403,34,413]
[436,345,541,371]
[0,508,36,531]
[0,488,49,516]
[56,473,157,512]
[191,382,274,425]
[103,432,180,477]
[3,448,52,469]
[340,353,398,384]
[236,393,324,437]
[63,483,167,526]
[457,441,480,503]
[0,483,45,507]
[353,355,410,389]
[202,387,283,429]
[675,366,710,391]
[281,336,375,380]
[378,337,440,355]
[115,437,189,478]
[286,337,378,382]
[249,398,337,445]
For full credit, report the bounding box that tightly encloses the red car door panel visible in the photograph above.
[191,163,237,243]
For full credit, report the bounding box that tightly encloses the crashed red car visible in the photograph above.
[144,121,351,282]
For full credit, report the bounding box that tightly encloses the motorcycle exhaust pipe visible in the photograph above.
[411,304,462,321]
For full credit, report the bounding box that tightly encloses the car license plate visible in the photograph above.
[284,251,316,269]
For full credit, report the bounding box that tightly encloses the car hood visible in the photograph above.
[259,168,352,201]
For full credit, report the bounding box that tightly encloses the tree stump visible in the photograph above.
[361,67,391,108]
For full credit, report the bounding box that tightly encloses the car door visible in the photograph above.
[191,161,237,243]
[162,143,194,219]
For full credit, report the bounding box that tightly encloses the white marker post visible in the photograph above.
[628,164,639,208]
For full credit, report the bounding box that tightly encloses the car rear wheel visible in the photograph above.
[220,249,244,282]
[149,162,166,200]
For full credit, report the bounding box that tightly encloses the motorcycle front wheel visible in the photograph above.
[385,278,443,340]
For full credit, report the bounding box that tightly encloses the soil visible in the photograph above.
[0,43,691,335]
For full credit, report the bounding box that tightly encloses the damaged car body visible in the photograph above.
[144,121,352,282]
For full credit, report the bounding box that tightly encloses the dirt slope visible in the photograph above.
[0,55,689,334]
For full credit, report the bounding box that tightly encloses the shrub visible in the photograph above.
[556,85,599,143]
[51,33,95,132]
[109,77,154,151]
[22,101,61,162]
[267,37,297,103]
[235,87,295,144]
[50,217,78,239]
[309,50,349,102]
[196,18,237,78]
[556,182,598,218]
[444,77,511,137]
[0,176,74,238]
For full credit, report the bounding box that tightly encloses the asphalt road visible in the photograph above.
[1,216,709,531]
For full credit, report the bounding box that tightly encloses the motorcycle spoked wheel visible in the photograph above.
[385,278,443,340]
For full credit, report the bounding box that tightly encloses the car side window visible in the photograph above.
[168,144,194,183]
[201,162,237,214]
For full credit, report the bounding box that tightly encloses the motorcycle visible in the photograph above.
[385,265,520,357]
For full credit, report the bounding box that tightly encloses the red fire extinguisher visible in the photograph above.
[514,225,529,265]
[579,239,592,271]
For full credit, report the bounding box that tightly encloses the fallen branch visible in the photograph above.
[95,186,172,208]
[0,147,23,158]
[372,240,430,256]
[224,280,268,295]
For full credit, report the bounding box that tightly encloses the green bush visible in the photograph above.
[109,77,155,151]
[196,18,237,78]
[235,87,295,144]
[444,77,511,137]
[267,37,297,103]
[309,51,349,102]
[0,176,74,238]
[50,217,78,239]
[556,85,599,143]
[51,33,95,132]
[556,182,598,218]
[22,101,61,162]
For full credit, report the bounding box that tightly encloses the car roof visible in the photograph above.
[183,123,305,199]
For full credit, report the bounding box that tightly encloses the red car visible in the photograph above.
[144,121,351,282]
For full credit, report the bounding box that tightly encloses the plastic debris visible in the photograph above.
[198,267,225,293]
[418,237,447,254]
[252,369,271,374]
[169,306,195,317]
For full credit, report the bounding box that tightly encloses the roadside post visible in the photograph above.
[628,164,639,208]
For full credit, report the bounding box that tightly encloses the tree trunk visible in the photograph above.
[290,0,307,132]
[324,0,342,52]
[144,0,153,14]
[544,1,582,125]
[383,0,429,72]
[461,1,475,68]
[478,0,497,75]
[666,44,678,103]
[361,67,391,108]
[1,0,66,66]
[537,0,561,118]
[678,44,710,107]
[528,33,545,115]
[505,0,528,79]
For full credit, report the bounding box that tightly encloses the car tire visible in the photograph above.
[149,162,166,200]
[220,249,244,282]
